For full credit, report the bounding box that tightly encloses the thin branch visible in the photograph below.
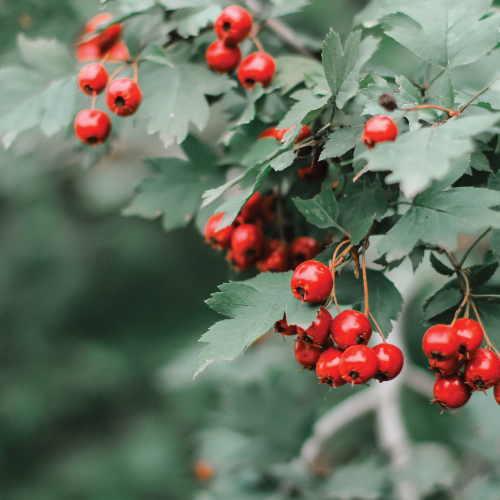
[458,227,492,267]
[458,75,500,114]
[369,311,386,342]
[469,299,500,357]
[362,242,369,316]
[451,270,470,325]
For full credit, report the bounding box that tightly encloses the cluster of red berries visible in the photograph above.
[206,6,276,89]
[73,15,142,145]
[423,319,500,410]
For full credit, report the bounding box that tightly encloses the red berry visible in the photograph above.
[432,373,471,410]
[231,223,264,260]
[298,160,328,182]
[260,194,277,225]
[429,356,464,377]
[297,307,332,346]
[330,310,372,350]
[237,52,276,89]
[422,324,459,361]
[373,343,404,382]
[214,6,253,45]
[291,237,321,268]
[108,41,130,62]
[206,40,242,73]
[464,348,500,391]
[362,116,398,149]
[76,40,101,62]
[452,318,484,359]
[205,213,234,250]
[316,347,346,387]
[240,192,262,222]
[295,337,333,370]
[78,63,108,96]
[340,345,378,385]
[494,383,500,406]
[74,109,111,145]
[259,125,312,144]
[226,249,253,271]
[256,239,289,273]
[291,260,333,303]
[106,78,142,117]
[274,314,297,337]
[84,13,123,55]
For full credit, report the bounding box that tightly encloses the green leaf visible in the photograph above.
[439,64,455,110]
[423,283,461,320]
[429,253,454,276]
[466,263,499,289]
[270,0,309,17]
[489,230,500,259]
[320,126,362,160]
[163,6,221,37]
[470,151,491,172]
[350,216,375,245]
[277,89,330,129]
[409,245,426,273]
[274,56,323,94]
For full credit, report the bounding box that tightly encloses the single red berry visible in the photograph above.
[205,213,234,250]
[291,260,333,303]
[373,343,404,382]
[432,373,471,410]
[231,223,264,260]
[291,237,321,268]
[316,347,346,387]
[330,310,372,350]
[298,160,328,182]
[78,63,108,96]
[429,356,464,377]
[340,345,379,385]
[452,318,484,360]
[206,40,242,73]
[84,13,123,55]
[214,6,253,45]
[106,78,142,117]
[362,116,398,149]
[108,41,130,62]
[76,40,101,62]
[295,337,333,370]
[74,109,112,145]
[226,249,253,271]
[240,192,262,222]
[464,348,500,391]
[274,314,297,337]
[259,125,312,144]
[422,324,459,361]
[256,239,289,273]
[237,52,276,89]
[297,307,332,346]
[494,383,500,406]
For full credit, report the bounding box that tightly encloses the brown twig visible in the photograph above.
[469,299,500,357]
[362,242,369,317]
[369,311,386,343]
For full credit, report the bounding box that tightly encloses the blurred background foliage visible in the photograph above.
[1,1,500,499]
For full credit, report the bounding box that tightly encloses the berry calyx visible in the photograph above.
[259,125,312,144]
[231,223,264,260]
[339,345,379,385]
[237,52,276,89]
[316,347,346,387]
[240,192,262,222]
[362,116,398,149]
[429,356,464,377]
[291,260,333,303]
[78,63,108,96]
[330,310,372,350]
[432,373,471,410]
[373,343,404,382]
[205,213,234,250]
[214,6,253,45]
[422,324,459,361]
[297,160,328,182]
[452,318,484,359]
[291,237,321,268]
[256,239,289,273]
[297,307,332,346]
[106,78,142,117]
[274,314,297,337]
[226,249,253,271]
[295,337,333,370]
[74,109,112,145]
[464,348,500,391]
[206,40,242,73]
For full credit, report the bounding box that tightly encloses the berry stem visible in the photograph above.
[458,227,492,267]
[404,104,455,116]
[362,242,369,317]
[369,311,386,343]
[326,240,351,313]
[108,63,127,82]
[469,299,500,358]
[132,61,139,82]
[451,270,470,326]
[251,35,264,52]
[91,95,97,110]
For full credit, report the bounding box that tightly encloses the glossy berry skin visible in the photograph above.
[464,348,500,391]
[214,6,253,45]
[452,318,484,359]
[74,109,111,145]
[259,125,312,144]
[330,310,372,350]
[205,213,234,250]
[291,237,321,268]
[495,383,500,406]
[362,116,398,149]
[238,52,276,89]
[297,307,332,346]
[226,249,253,271]
[316,347,346,387]
[432,373,471,410]
[256,240,289,273]
[206,40,242,73]
[108,41,130,62]
[78,63,108,96]
[231,223,264,260]
[291,260,333,303]
[106,78,142,117]
[422,324,459,361]
[340,345,379,385]
[84,13,122,55]
[429,356,464,377]
[295,337,333,370]
[373,343,404,382]
[240,192,262,222]
[298,161,328,182]
[274,314,297,337]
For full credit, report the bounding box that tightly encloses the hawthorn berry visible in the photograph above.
[106,78,142,117]
[78,63,108,96]
[495,383,500,406]
[291,260,333,303]
[330,310,372,350]
[231,223,264,260]
[214,6,253,45]
[205,213,234,250]
[206,40,242,73]
[378,93,398,112]
[291,237,321,267]
[340,345,379,385]
[226,249,253,271]
[373,343,404,382]
[259,125,312,144]
[295,337,333,370]
[298,161,328,182]
[432,373,471,410]
[76,40,101,62]
[452,318,484,359]
[240,192,262,222]
[362,116,398,149]
[74,109,112,145]
[108,41,130,62]
[237,52,276,89]
[297,307,332,346]
[84,13,123,55]
[316,347,346,387]
[429,356,464,377]
[422,324,459,361]
[464,348,500,391]
[256,240,289,273]
[259,194,277,225]
[274,314,297,337]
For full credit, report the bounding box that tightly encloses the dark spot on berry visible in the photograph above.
[430,350,445,361]
[222,21,231,31]
[246,249,257,258]
[84,84,93,94]
[245,78,255,86]
[476,380,487,390]
[374,372,389,381]
[274,321,284,333]
[210,236,217,245]
[115,96,126,108]
[350,371,359,380]
[87,136,98,145]
[356,334,367,345]
[303,335,313,345]
[295,287,305,298]
[295,253,305,264]
[459,345,467,356]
